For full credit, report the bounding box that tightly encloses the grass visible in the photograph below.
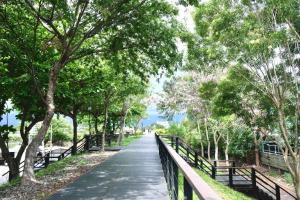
[175,167,253,200]
[0,176,21,191]
[109,134,143,147]
[194,169,253,200]
[284,172,293,185]
[0,153,88,191]
[36,154,87,178]
[265,168,294,186]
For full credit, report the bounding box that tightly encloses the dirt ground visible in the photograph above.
[0,151,117,200]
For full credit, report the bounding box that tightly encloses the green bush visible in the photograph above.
[167,123,187,137]
[284,172,293,185]
[45,118,72,145]
[228,129,253,160]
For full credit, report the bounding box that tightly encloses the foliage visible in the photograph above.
[45,118,72,145]
[228,128,254,159]
[166,123,187,138]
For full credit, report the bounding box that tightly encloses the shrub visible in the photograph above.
[45,118,72,146]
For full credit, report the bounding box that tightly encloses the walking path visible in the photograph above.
[48,134,169,200]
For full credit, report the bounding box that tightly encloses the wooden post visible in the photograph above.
[211,165,216,179]
[45,153,50,168]
[184,177,193,200]
[232,161,236,174]
[229,168,233,187]
[275,184,280,200]
[84,135,90,151]
[175,137,179,153]
[171,136,174,148]
[173,158,178,200]
[251,168,256,188]
[194,152,198,168]
[200,159,203,170]
[214,161,217,177]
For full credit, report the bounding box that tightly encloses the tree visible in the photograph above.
[189,0,300,197]
[55,61,91,154]
[212,68,275,166]
[158,72,220,160]
[0,0,182,184]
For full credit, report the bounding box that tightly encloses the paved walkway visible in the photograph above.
[48,134,169,200]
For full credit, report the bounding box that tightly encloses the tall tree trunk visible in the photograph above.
[277,107,300,199]
[293,164,300,199]
[0,138,19,181]
[196,119,204,157]
[0,115,37,181]
[102,103,109,151]
[214,145,219,161]
[117,101,130,146]
[112,120,116,135]
[213,131,221,163]
[22,61,63,185]
[204,118,211,160]
[253,130,260,166]
[134,118,142,134]
[71,115,78,155]
[225,133,230,166]
[94,116,99,134]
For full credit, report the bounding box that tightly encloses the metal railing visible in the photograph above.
[160,135,297,200]
[155,134,221,200]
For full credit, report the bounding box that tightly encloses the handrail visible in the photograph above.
[255,169,296,197]
[165,135,297,200]
[156,134,221,200]
[2,135,91,177]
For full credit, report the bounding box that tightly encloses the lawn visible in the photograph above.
[109,134,143,147]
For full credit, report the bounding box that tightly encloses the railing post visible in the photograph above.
[214,160,217,177]
[232,161,236,174]
[275,184,280,200]
[229,168,233,187]
[108,136,111,146]
[173,159,178,200]
[211,165,216,179]
[184,177,193,200]
[45,153,50,168]
[84,135,90,151]
[200,159,203,170]
[251,168,256,188]
[194,152,198,168]
[186,147,190,161]
[171,136,174,148]
[175,137,179,153]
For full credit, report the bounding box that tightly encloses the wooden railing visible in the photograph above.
[2,134,109,177]
[160,135,297,200]
[155,134,222,200]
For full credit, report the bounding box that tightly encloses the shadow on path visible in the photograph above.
[48,134,168,200]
